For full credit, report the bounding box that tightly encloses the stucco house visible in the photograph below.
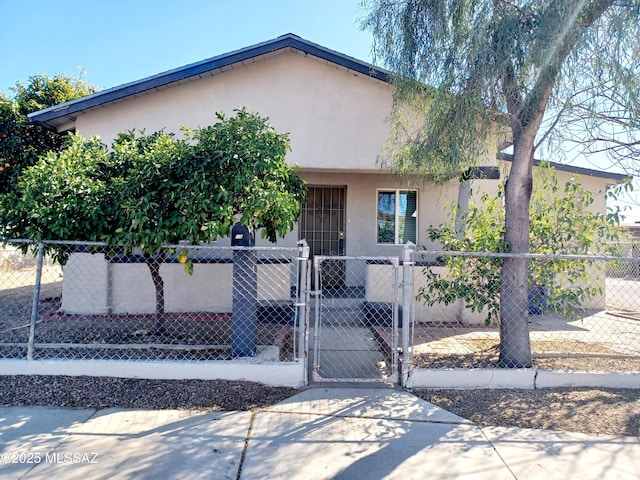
[29,34,626,318]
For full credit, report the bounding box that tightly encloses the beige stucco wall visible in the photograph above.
[76,50,393,173]
[293,171,468,255]
[72,47,614,256]
[553,169,610,214]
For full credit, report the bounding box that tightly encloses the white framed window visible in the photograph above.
[377,189,418,245]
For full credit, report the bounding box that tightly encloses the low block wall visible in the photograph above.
[0,359,306,387]
[366,262,494,325]
[61,252,110,314]
[61,253,292,315]
[565,264,606,310]
[366,260,606,324]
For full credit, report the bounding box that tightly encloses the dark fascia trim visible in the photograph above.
[498,152,629,183]
[28,33,392,129]
[462,166,501,181]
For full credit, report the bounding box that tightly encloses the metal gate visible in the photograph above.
[310,255,401,383]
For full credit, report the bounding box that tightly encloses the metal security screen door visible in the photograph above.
[299,186,346,288]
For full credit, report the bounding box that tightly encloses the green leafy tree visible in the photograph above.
[0,74,98,236]
[184,109,307,243]
[362,0,640,367]
[14,108,306,329]
[16,135,113,247]
[420,163,622,327]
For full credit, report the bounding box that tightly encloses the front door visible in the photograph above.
[299,186,346,288]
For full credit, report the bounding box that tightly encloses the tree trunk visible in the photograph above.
[499,134,534,368]
[145,254,165,333]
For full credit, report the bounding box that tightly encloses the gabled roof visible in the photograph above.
[27,34,631,185]
[28,33,392,132]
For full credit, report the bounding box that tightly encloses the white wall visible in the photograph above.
[365,263,488,324]
[0,359,305,387]
[61,254,291,315]
[61,253,109,314]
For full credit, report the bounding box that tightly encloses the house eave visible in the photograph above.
[498,152,629,184]
[297,166,396,175]
[28,33,392,132]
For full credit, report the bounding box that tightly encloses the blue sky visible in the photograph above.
[0,0,373,94]
[2,0,638,222]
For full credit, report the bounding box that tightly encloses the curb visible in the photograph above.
[405,368,640,390]
[0,358,306,388]
[371,326,640,390]
[535,370,640,389]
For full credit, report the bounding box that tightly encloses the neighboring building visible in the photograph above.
[29,34,627,318]
[622,222,640,243]
[617,222,640,279]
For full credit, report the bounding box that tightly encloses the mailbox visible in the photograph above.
[231,221,257,357]
[231,222,254,247]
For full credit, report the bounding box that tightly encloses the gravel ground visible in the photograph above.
[0,376,295,411]
[0,375,638,438]
[413,387,640,437]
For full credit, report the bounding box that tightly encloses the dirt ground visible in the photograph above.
[413,387,640,437]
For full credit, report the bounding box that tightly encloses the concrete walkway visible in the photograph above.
[1,387,638,479]
[311,325,392,381]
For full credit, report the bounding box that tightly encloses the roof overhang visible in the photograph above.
[28,33,392,132]
[498,152,629,184]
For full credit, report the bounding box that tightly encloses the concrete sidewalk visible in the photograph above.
[1,387,638,479]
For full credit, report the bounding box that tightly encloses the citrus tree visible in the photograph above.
[0,74,98,237]
[14,108,307,329]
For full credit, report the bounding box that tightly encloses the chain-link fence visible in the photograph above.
[405,248,640,371]
[306,245,640,380]
[1,240,308,363]
[606,242,640,280]
[3,239,638,382]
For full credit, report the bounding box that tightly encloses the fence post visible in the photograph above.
[232,247,258,357]
[27,242,45,360]
[295,240,310,364]
[401,242,415,387]
[391,257,400,380]
[312,256,322,378]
